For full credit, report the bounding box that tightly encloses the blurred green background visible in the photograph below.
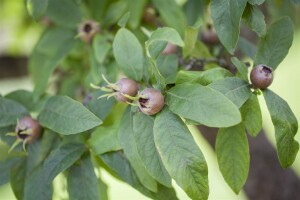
[1,0,300,199]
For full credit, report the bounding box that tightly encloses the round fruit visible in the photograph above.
[114,78,139,102]
[78,20,100,43]
[142,5,157,25]
[138,88,164,115]
[161,43,178,55]
[200,24,219,45]
[250,64,274,89]
[16,116,42,143]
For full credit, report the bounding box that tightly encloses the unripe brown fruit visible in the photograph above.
[115,78,139,102]
[78,20,100,43]
[16,116,42,143]
[142,6,157,25]
[250,64,274,90]
[138,88,164,115]
[161,43,178,55]
[200,25,219,45]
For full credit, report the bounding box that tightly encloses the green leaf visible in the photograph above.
[102,1,127,27]
[38,96,102,135]
[86,90,116,121]
[117,12,130,28]
[113,28,144,81]
[23,165,52,200]
[263,89,299,168]
[241,93,262,137]
[100,151,178,200]
[208,77,251,108]
[29,27,76,98]
[10,158,26,199]
[125,0,147,29]
[118,107,158,192]
[175,68,232,85]
[98,176,109,200]
[93,35,112,64]
[90,123,121,155]
[254,17,294,70]
[184,0,207,25]
[231,57,249,81]
[153,108,209,200]
[0,97,28,128]
[237,37,257,59]
[167,83,242,127]
[211,0,248,54]
[46,0,83,28]
[132,112,172,187]
[216,123,250,194]
[67,154,100,200]
[248,0,265,5]
[183,26,200,58]
[26,0,48,20]
[151,0,187,36]
[157,55,178,84]
[292,0,300,3]
[146,27,184,58]
[5,90,48,113]
[243,4,266,37]
[43,143,86,182]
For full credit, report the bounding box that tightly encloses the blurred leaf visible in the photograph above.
[183,26,199,58]
[132,112,172,187]
[98,176,109,200]
[46,0,83,28]
[211,0,248,54]
[118,107,158,192]
[86,0,109,21]
[5,90,48,113]
[90,122,121,155]
[254,17,294,70]
[166,83,242,127]
[10,158,26,199]
[241,93,262,137]
[38,96,102,135]
[0,157,20,186]
[231,57,249,81]
[243,4,266,37]
[176,68,232,85]
[189,40,211,59]
[29,27,76,99]
[153,108,209,200]
[216,123,250,194]
[237,37,257,59]
[263,89,299,168]
[117,12,130,28]
[102,1,127,27]
[146,27,184,58]
[152,0,187,36]
[157,55,178,84]
[184,0,207,25]
[27,0,48,21]
[67,154,100,200]
[292,0,300,3]
[100,151,178,200]
[248,0,265,5]
[93,35,112,64]
[43,143,86,182]
[125,0,147,29]
[0,97,28,128]
[113,28,144,81]
[208,77,251,108]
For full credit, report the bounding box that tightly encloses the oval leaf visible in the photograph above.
[26,0,48,21]
[113,28,144,81]
[254,17,294,70]
[38,96,102,135]
[166,83,242,127]
[208,77,251,108]
[132,112,172,187]
[0,97,28,128]
[153,108,209,200]
[216,123,250,194]
[67,154,100,200]
[263,89,299,168]
[243,4,266,37]
[211,0,248,54]
[118,107,158,192]
[241,93,262,137]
